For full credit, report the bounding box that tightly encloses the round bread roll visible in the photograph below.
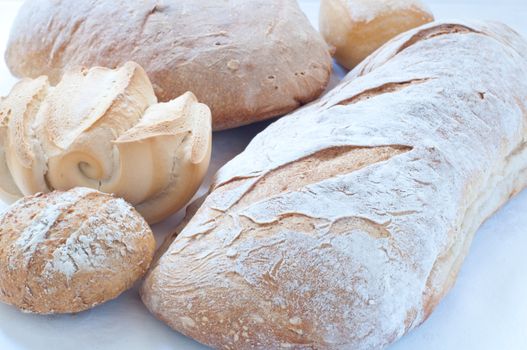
[5,0,332,130]
[0,187,155,314]
[0,62,212,224]
[319,0,434,69]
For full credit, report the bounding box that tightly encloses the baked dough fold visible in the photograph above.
[0,62,212,223]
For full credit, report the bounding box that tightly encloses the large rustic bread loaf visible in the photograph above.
[0,62,211,224]
[5,0,332,130]
[141,21,527,349]
[0,188,155,314]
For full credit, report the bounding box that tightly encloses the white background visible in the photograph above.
[0,0,526,349]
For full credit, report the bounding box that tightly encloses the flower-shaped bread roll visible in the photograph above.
[0,62,212,223]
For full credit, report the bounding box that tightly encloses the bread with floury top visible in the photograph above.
[142,21,527,349]
[0,188,155,314]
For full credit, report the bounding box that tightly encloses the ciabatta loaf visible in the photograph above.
[142,21,527,349]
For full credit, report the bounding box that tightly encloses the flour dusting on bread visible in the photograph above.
[346,0,432,22]
[0,188,156,314]
[13,188,94,267]
[142,21,527,349]
[44,197,148,279]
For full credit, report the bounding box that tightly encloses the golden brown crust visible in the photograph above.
[0,188,155,314]
[320,0,434,69]
[5,0,332,130]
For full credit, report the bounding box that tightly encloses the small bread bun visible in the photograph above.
[0,187,155,314]
[319,0,434,69]
[0,62,212,224]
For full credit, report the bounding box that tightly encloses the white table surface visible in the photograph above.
[0,0,526,349]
